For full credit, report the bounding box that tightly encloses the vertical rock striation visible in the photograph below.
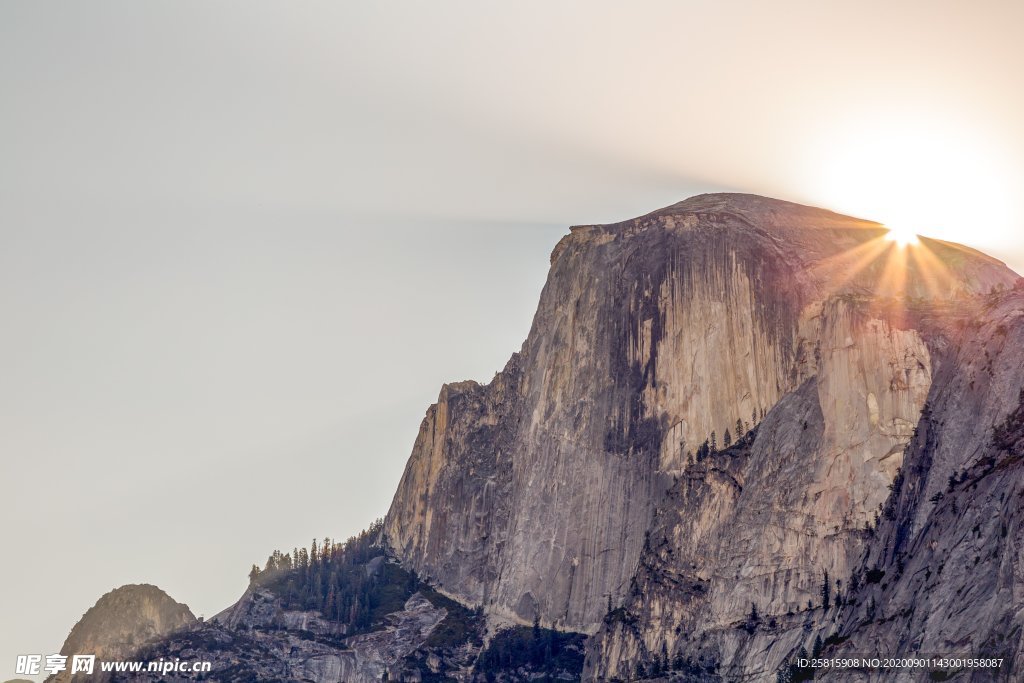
[826,288,1024,682]
[382,191,1018,679]
[51,193,1024,682]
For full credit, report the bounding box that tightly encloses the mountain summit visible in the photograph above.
[383,193,1022,680]
[47,585,194,683]
[57,195,1024,681]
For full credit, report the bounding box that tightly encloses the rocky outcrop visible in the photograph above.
[824,288,1024,682]
[382,193,1020,680]
[583,287,1024,682]
[48,584,194,682]
[54,193,1024,682]
[383,194,1014,637]
[103,553,583,682]
[130,590,452,682]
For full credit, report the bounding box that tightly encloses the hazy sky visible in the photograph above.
[3,1,1023,676]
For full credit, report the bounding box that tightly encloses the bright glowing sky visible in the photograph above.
[2,1,1023,676]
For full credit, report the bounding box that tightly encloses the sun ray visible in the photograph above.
[907,239,956,300]
[810,234,893,297]
[804,219,976,308]
[877,239,909,299]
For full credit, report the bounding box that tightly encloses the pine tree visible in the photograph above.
[723,428,733,448]
[326,586,336,621]
[822,570,831,610]
[531,614,543,666]
[710,431,717,452]
[651,653,663,676]
[736,418,744,439]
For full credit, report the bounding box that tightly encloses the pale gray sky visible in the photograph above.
[3,1,1023,676]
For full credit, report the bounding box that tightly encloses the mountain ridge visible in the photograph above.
[52,193,1024,681]
[384,193,1016,633]
[46,584,194,683]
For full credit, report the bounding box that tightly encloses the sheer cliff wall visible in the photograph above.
[382,193,1017,665]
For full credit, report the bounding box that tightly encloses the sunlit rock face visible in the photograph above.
[213,587,450,683]
[48,584,194,683]
[382,193,1019,679]
[825,291,1024,683]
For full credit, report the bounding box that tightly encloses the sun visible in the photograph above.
[806,110,1014,253]
[884,225,919,247]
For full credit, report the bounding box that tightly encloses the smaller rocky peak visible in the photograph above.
[53,584,194,678]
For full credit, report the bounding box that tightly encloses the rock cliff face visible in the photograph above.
[99,553,584,683]
[826,290,1024,682]
[54,193,1024,682]
[48,584,194,682]
[194,585,454,683]
[382,193,1021,679]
